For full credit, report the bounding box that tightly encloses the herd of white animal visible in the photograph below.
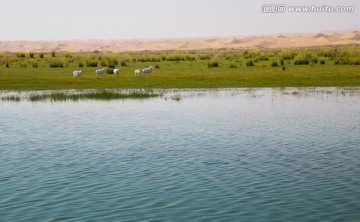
[73,66,154,78]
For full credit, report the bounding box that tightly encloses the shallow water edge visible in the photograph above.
[1,87,360,102]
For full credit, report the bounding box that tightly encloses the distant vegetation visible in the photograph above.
[0,45,360,90]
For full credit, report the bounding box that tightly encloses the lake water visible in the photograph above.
[1,88,360,221]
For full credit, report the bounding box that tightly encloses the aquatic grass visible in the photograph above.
[171,93,182,101]
[29,91,162,102]
[1,95,21,101]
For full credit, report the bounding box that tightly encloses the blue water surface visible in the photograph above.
[1,89,359,221]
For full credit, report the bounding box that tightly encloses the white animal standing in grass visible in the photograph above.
[113,68,120,76]
[143,66,154,75]
[135,69,141,75]
[95,67,106,76]
[73,70,82,77]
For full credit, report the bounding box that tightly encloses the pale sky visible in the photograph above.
[0,0,359,40]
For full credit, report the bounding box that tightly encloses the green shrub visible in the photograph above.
[279,51,296,60]
[32,63,38,68]
[6,63,9,68]
[79,61,84,67]
[243,50,250,59]
[16,52,26,58]
[49,60,64,68]
[229,63,237,68]
[208,60,219,68]
[167,55,185,61]
[107,62,115,68]
[39,52,44,59]
[352,57,360,65]
[20,62,27,68]
[101,61,107,67]
[254,54,269,62]
[294,52,311,65]
[155,64,160,68]
[310,56,318,64]
[51,50,56,57]
[319,58,325,64]
[199,55,211,60]
[151,56,161,62]
[318,47,335,57]
[106,68,114,74]
[333,47,360,65]
[185,55,196,61]
[243,51,260,59]
[294,59,309,65]
[279,58,284,65]
[246,60,254,66]
[86,60,98,67]
[271,59,278,67]
[107,58,118,68]
[65,52,72,58]
[120,60,127,67]
[29,52,35,58]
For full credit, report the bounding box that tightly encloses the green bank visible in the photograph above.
[1,46,360,90]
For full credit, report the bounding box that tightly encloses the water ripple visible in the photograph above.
[1,88,360,221]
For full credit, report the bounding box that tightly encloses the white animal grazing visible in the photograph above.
[143,66,154,75]
[73,70,82,77]
[113,68,120,76]
[135,69,141,75]
[95,67,106,76]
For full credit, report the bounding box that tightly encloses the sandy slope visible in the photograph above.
[0,31,359,53]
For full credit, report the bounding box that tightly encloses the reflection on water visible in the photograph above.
[1,87,360,102]
[0,88,360,221]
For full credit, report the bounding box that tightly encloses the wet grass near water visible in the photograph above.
[28,91,162,102]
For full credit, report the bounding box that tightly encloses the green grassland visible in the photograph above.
[0,46,360,90]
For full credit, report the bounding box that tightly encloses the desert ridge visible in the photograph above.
[0,31,360,53]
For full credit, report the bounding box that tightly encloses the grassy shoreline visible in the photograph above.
[1,46,360,90]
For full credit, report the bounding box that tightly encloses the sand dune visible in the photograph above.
[0,31,359,53]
